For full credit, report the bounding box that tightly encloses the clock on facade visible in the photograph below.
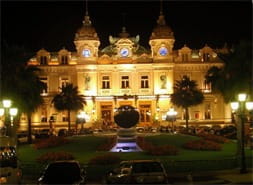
[159,47,168,56]
[120,48,129,57]
[82,49,91,57]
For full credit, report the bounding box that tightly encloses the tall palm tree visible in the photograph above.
[1,43,46,143]
[171,75,204,129]
[51,83,86,132]
[205,40,252,103]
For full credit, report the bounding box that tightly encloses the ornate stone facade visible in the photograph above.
[21,7,232,131]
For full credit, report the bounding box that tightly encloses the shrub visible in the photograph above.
[97,136,117,151]
[183,139,222,151]
[197,133,229,143]
[137,137,179,156]
[36,151,74,163]
[88,153,121,165]
[34,136,69,149]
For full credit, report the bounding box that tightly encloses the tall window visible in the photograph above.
[141,76,149,88]
[40,77,48,94]
[60,77,69,90]
[203,53,210,62]
[40,56,48,65]
[204,103,211,119]
[121,76,129,88]
[102,76,110,89]
[62,111,69,122]
[203,79,211,92]
[41,105,47,122]
[61,55,68,65]
[182,54,188,62]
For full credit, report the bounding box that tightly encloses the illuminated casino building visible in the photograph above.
[21,4,232,131]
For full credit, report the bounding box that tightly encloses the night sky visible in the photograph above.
[1,0,252,53]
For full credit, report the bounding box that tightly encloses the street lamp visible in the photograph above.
[0,99,18,137]
[230,93,253,174]
[166,108,177,133]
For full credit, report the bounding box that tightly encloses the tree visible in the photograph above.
[171,75,204,129]
[205,40,252,103]
[1,43,46,143]
[51,83,86,132]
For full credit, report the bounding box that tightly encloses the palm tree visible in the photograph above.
[205,40,252,103]
[51,83,86,132]
[1,43,46,143]
[171,75,204,129]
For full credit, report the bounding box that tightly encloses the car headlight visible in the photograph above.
[0,177,7,184]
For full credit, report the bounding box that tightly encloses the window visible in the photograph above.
[102,76,110,89]
[41,105,47,122]
[60,77,69,89]
[61,55,68,65]
[121,76,129,88]
[40,77,48,94]
[62,112,69,122]
[141,76,149,88]
[182,54,188,62]
[204,103,211,119]
[40,56,48,65]
[203,53,210,62]
[203,80,211,93]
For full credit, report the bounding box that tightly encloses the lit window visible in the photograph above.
[60,77,69,90]
[141,76,149,88]
[203,53,210,62]
[203,80,211,93]
[204,104,211,119]
[102,76,110,89]
[40,77,48,94]
[121,76,129,88]
[41,105,47,122]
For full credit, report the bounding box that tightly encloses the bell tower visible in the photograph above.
[74,1,100,63]
[149,1,175,61]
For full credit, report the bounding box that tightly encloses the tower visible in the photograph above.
[149,1,175,61]
[74,1,100,63]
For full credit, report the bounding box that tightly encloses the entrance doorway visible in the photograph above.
[139,104,151,125]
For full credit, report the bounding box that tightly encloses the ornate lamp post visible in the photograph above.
[230,93,253,174]
[166,108,177,133]
[0,99,18,138]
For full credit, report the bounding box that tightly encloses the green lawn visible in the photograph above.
[18,134,252,163]
[18,134,253,180]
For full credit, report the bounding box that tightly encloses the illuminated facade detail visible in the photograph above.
[22,5,233,132]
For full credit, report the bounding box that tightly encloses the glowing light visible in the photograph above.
[0,108,4,116]
[246,102,253,110]
[9,108,18,116]
[230,102,239,110]
[238,93,247,102]
[3,100,11,108]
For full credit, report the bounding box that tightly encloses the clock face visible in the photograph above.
[120,48,129,57]
[82,49,91,57]
[159,47,168,56]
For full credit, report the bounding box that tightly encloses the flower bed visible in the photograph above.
[183,139,222,151]
[97,136,117,151]
[34,136,69,149]
[197,133,229,143]
[137,137,179,155]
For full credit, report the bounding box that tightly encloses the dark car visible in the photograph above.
[105,160,168,184]
[38,160,86,185]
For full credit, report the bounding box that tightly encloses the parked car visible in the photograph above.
[58,129,68,137]
[17,131,35,143]
[35,129,51,139]
[38,160,86,185]
[105,160,168,184]
[78,128,93,135]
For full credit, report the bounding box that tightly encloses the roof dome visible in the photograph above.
[150,12,174,40]
[75,14,99,41]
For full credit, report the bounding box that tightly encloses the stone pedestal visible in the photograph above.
[110,127,142,152]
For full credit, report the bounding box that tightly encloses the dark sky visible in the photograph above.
[1,0,252,52]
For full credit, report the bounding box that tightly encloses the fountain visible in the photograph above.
[110,105,142,152]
